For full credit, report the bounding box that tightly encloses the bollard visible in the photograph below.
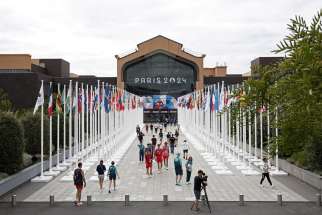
[87,195,92,206]
[239,194,244,206]
[316,194,321,207]
[49,195,54,205]
[201,195,206,206]
[11,195,16,207]
[277,194,282,206]
[125,194,130,206]
[163,195,168,206]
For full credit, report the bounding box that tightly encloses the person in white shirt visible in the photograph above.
[182,140,189,160]
[260,158,273,187]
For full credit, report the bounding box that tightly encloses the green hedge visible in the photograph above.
[0,112,24,174]
[21,112,50,155]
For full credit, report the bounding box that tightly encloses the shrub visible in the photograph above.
[0,112,24,174]
[21,112,50,155]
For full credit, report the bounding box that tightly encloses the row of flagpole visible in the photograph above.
[32,80,143,182]
[177,81,287,176]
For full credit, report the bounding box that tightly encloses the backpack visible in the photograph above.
[109,165,116,177]
[74,169,83,184]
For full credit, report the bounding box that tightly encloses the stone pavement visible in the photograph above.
[0,125,318,202]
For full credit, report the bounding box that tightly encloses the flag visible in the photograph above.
[33,82,44,115]
[48,84,54,117]
[203,88,210,111]
[77,89,82,113]
[66,86,71,113]
[56,86,62,113]
[219,83,224,112]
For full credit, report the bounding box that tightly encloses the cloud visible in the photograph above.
[0,0,320,76]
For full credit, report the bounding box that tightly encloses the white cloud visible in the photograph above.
[0,0,320,76]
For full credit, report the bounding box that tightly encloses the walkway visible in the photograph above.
[0,125,318,202]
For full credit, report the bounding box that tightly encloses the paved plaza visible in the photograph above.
[0,125,318,202]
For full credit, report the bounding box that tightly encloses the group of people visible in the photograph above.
[136,124,194,186]
[73,160,120,206]
[72,123,274,211]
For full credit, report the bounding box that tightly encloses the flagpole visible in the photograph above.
[254,102,257,159]
[69,80,72,161]
[260,106,263,161]
[56,83,61,169]
[40,80,44,177]
[63,84,66,164]
[86,84,89,161]
[49,82,53,172]
[75,81,79,166]
[81,83,85,162]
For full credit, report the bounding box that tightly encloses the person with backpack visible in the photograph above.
[73,162,86,206]
[185,156,193,184]
[162,142,170,170]
[174,153,183,185]
[138,142,145,163]
[96,160,106,192]
[260,158,273,187]
[108,161,119,193]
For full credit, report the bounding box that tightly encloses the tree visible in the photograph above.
[0,112,24,174]
[21,112,50,156]
[0,88,12,112]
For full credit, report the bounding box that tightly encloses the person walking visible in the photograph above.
[162,142,170,170]
[107,161,120,193]
[260,158,273,187]
[182,140,189,160]
[174,153,183,185]
[136,125,140,135]
[145,124,149,133]
[138,142,145,163]
[151,135,157,158]
[185,156,193,184]
[138,131,144,144]
[145,149,153,177]
[155,144,163,173]
[150,124,153,132]
[96,160,106,192]
[169,134,175,154]
[159,129,163,142]
[73,162,86,206]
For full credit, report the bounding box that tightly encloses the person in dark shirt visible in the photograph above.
[191,170,206,211]
[138,131,144,143]
[151,135,157,157]
[169,135,176,154]
[96,160,106,192]
[74,162,86,206]
[150,124,153,132]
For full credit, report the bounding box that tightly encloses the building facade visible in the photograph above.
[115,35,241,98]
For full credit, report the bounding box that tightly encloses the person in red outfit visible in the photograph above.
[162,142,170,170]
[145,149,153,177]
[155,144,163,173]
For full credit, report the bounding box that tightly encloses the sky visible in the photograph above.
[0,0,321,76]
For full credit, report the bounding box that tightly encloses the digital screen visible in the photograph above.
[124,53,196,97]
